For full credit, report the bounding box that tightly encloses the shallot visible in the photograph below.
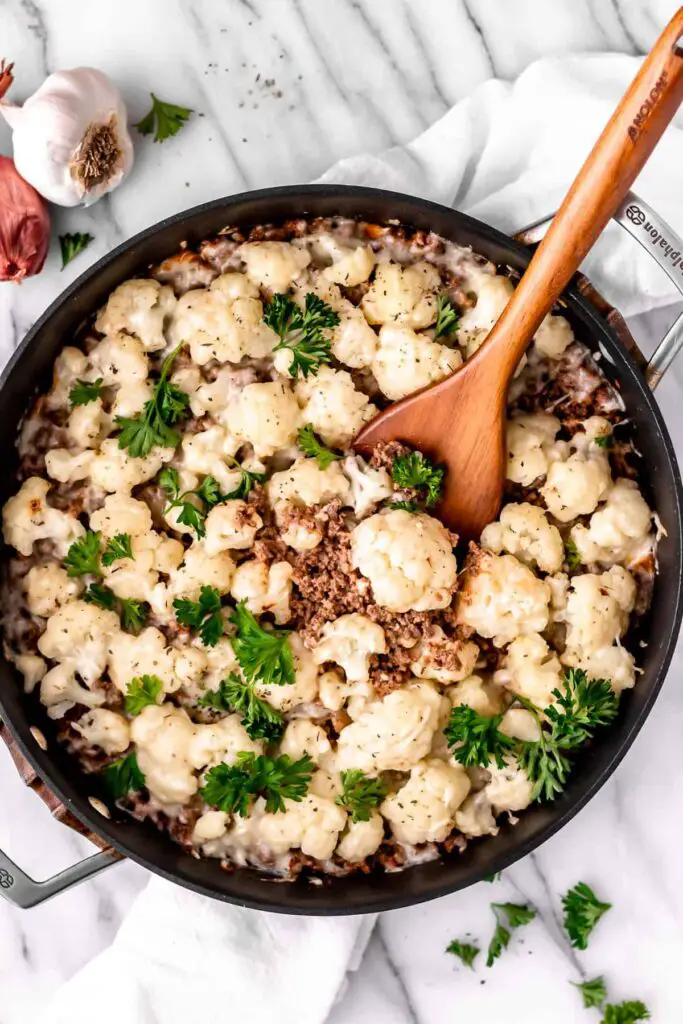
[0,155,50,282]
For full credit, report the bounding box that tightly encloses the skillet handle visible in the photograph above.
[0,721,122,908]
[514,189,683,391]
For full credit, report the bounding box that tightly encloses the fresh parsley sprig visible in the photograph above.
[201,752,314,816]
[174,586,224,647]
[264,292,340,377]
[198,674,284,742]
[102,533,134,567]
[444,706,515,770]
[84,582,148,634]
[595,432,614,449]
[84,582,117,609]
[336,769,387,823]
[564,538,582,571]
[446,940,480,968]
[125,674,163,716]
[230,600,295,687]
[134,93,193,143]
[101,752,145,800]
[116,343,189,458]
[391,450,444,509]
[562,881,612,950]
[59,232,94,269]
[64,531,102,577]
[69,377,105,406]
[572,976,607,1010]
[297,424,342,469]
[225,466,266,500]
[159,466,225,539]
[434,294,459,339]
[601,1001,650,1024]
[486,902,536,967]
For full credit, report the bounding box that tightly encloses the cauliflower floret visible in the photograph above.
[95,279,177,352]
[169,542,235,602]
[336,682,443,775]
[231,381,301,458]
[74,709,131,755]
[230,560,293,625]
[320,245,375,287]
[257,792,347,861]
[131,705,197,804]
[103,531,182,602]
[540,423,612,523]
[40,663,105,719]
[45,448,95,484]
[201,638,241,692]
[192,810,229,844]
[484,758,533,814]
[458,275,514,358]
[506,413,564,486]
[312,613,386,683]
[112,380,153,419]
[188,715,263,770]
[88,331,149,386]
[457,550,550,647]
[204,501,263,555]
[533,314,574,359]
[47,347,89,408]
[254,633,319,712]
[564,644,637,693]
[179,426,242,495]
[9,652,47,694]
[481,502,564,574]
[448,674,503,717]
[24,563,81,618]
[454,791,499,838]
[267,456,350,508]
[89,494,153,537]
[351,510,457,613]
[238,241,311,293]
[317,667,373,713]
[562,567,635,656]
[67,399,108,449]
[342,456,392,517]
[337,812,384,861]
[499,707,542,742]
[494,633,564,709]
[361,261,440,329]
[381,759,471,845]
[295,367,375,449]
[372,325,461,401]
[38,600,120,686]
[3,477,85,557]
[411,626,479,684]
[274,504,324,553]
[570,478,653,565]
[279,719,332,766]
[293,278,378,371]
[107,627,175,694]
[89,439,173,494]
[169,272,275,365]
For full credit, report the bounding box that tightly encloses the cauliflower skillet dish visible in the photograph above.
[0,217,659,878]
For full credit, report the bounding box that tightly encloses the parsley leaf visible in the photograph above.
[224,467,266,501]
[64,531,102,577]
[572,976,607,1009]
[195,474,223,507]
[297,424,342,469]
[484,872,502,883]
[173,586,224,647]
[230,600,295,686]
[265,292,339,377]
[101,752,145,800]
[391,450,444,507]
[601,1001,650,1024]
[161,469,227,538]
[102,533,133,567]
[435,294,459,339]
[134,93,193,143]
[446,940,479,968]
[159,466,181,497]
[444,705,515,770]
[517,722,572,802]
[595,433,613,449]
[201,752,314,815]
[125,674,163,716]
[486,902,535,967]
[69,377,104,406]
[119,598,148,634]
[198,673,284,742]
[336,769,387,823]
[59,232,94,270]
[116,343,189,458]
[83,582,117,609]
[562,882,611,950]
[564,538,582,571]
[546,669,619,748]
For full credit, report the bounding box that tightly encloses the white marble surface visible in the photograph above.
[2,1,683,1021]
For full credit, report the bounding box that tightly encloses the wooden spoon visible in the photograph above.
[354,8,683,539]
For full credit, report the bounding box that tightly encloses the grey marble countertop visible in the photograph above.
[1,2,683,1022]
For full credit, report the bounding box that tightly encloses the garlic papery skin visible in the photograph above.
[0,68,134,207]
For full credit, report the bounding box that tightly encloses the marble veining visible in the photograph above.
[1,1,683,1022]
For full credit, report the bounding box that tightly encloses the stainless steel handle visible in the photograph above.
[0,846,118,909]
[516,190,683,390]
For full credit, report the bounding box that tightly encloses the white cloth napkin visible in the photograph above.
[44,52,683,1024]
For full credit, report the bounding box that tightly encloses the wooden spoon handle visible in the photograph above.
[485,6,683,380]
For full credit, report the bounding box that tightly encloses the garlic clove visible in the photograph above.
[0,67,134,208]
[0,155,51,282]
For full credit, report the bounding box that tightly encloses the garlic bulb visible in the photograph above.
[0,66,134,207]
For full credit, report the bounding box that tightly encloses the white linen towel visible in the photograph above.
[45,52,683,1024]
